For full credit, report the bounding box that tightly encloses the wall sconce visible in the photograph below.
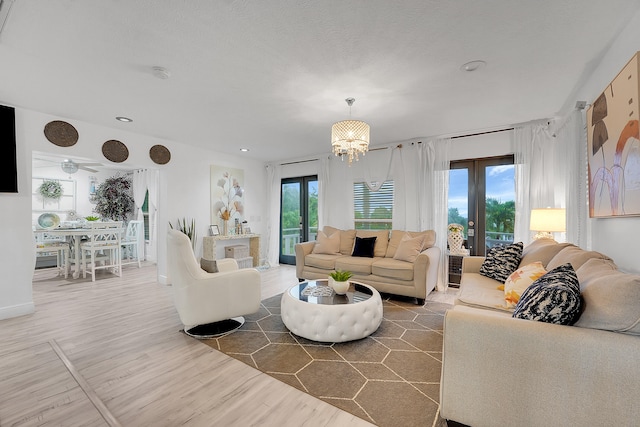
[530,208,566,239]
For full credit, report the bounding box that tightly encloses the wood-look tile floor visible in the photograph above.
[0,263,455,427]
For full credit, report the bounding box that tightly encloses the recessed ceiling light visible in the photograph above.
[116,116,133,122]
[460,60,486,72]
[240,148,250,152]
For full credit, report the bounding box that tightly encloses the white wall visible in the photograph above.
[569,7,640,273]
[0,107,268,319]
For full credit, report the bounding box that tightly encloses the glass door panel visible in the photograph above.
[484,164,515,251]
[280,175,318,265]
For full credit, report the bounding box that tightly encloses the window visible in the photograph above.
[141,190,149,240]
[353,180,393,229]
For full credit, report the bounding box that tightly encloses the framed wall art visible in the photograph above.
[587,51,640,218]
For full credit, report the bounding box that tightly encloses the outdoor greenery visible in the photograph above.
[93,175,135,222]
[281,184,318,232]
[448,198,515,235]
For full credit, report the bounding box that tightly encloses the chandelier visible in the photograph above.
[331,98,370,165]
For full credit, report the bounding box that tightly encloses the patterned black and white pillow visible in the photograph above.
[512,263,581,325]
[479,242,524,282]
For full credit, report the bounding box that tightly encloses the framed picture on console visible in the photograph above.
[210,225,220,236]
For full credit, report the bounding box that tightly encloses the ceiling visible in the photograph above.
[2,0,640,162]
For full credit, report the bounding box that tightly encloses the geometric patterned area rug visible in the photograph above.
[201,293,452,427]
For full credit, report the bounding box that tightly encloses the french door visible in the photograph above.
[280,176,318,265]
[448,155,515,256]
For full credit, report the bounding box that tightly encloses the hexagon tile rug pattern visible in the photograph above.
[201,294,452,427]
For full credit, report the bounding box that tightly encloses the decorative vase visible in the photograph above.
[447,231,464,254]
[222,220,228,236]
[328,277,350,295]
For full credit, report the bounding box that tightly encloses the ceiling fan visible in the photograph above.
[34,157,102,173]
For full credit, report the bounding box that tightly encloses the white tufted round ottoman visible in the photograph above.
[281,280,383,342]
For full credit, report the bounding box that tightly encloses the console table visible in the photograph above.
[202,234,260,268]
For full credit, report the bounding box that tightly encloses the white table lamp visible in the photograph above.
[530,208,566,240]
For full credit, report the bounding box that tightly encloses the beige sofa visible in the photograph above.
[440,238,640,427]
[295,226,440,304]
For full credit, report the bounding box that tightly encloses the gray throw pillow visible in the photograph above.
[479,242,523,282]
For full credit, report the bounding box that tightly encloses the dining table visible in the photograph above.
[34,226,123,279]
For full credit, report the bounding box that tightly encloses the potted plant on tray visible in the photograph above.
[328,270,353,295]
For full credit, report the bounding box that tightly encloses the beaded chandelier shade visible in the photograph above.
[331,98,370,165]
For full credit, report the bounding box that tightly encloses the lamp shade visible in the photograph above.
[530,208,566,232]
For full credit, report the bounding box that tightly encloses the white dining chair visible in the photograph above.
[121,220,144,268]
[35,235,70,279]
[81,221,123,282]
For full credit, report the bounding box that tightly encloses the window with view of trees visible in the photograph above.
[354,181,393,229]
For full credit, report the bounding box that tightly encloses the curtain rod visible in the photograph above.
[450,127,514,139]
[280,158,319,166]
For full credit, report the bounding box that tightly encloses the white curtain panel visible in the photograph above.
[418,139,450,290]
[132,169,147,222]
[265,163,282,267]
[512,123,556,244]
[554,110,588,247]
[145,169,159,262]
[317,156,330,229]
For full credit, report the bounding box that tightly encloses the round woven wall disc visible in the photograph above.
[44,121,79,147]
[102,140,129,163]
[149,144,171,164]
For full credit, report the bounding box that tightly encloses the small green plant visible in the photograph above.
[85,215,100,221]
[329,270,353,282]
[169,218,197,252]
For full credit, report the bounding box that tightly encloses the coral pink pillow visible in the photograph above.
[312,230,340,255]
[504,261,547,308]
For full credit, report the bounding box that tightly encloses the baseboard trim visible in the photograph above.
[158,274,169,285]
[0,301,35,320]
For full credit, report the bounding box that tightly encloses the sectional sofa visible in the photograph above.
[440,238,640,426]
[294,226,440,303]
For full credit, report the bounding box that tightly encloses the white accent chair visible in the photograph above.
[81,221,123,282]
[121,220,144,268]
[167,229,261,338]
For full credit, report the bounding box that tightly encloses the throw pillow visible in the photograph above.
[312,230,340,255]
[512,263,581,325]
[503,261,547,308]
[352,236,377,258]
[479,242,524,282]
[393,233,424,263]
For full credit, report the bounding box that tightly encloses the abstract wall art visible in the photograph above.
[587,51,640,218]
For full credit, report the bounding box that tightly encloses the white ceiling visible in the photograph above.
[2,0,640,162]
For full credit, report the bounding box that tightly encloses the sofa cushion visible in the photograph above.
[504,261,547,308]
[352,236,376,258]
[479,242,523,282]
[512,263,581,325]
[575,258,640,335]
[312,230,340,255]
[393,233,424,263]
[356,230,389,257]
[305,253,342,270]
[546,245,613,271]
[456,273,513,312]
[371,258,414,281]
[323,226,356,256]
[519,238,573,268]
[335,256,376,275]
[386,230,437,258]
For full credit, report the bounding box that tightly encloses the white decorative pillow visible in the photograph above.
[312,230,340,255]
[393,233,424,263]
[504,262,547,308]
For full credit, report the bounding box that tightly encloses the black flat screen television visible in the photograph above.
[0,104,18,193]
